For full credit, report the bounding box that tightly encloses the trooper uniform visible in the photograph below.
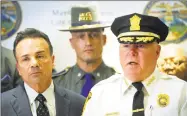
[53,4,117,95]
[82,13,187,116]
[53,61,116,94]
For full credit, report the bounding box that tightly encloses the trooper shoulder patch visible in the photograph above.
[52,66,71,78]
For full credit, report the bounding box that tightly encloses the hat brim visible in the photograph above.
[58,24,110,31]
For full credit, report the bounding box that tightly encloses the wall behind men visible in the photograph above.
[2,1,187,73]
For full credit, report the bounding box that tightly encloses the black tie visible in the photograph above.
[35,94,50,116]
[132,82,144,116]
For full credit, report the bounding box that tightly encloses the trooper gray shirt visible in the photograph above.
[53,61,116,94]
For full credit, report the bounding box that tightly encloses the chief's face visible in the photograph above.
[16,38,54,87]
[70,29,106,63]
[119,42,160,81]
[157,56,187,80]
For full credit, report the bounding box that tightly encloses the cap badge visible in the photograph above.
[157,94,169,107]
[130,15,141,31]
[79,12,93,21]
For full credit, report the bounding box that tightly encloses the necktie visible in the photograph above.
[35,94,50,116]
[132,82,144,116]
[81,73,93,97]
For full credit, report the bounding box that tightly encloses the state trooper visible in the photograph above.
[82,13,187,116]
[53,4,117,97]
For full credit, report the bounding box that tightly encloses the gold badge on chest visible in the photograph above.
[157,94,169,107]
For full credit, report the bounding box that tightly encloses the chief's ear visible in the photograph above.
[156,44,161,59]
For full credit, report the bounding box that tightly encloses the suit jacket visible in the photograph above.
[1,82,85,116]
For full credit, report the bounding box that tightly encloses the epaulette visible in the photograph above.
[52,66,71,78]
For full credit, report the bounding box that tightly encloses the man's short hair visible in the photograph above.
[13,28,53,58]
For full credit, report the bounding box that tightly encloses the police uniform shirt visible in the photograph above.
[53,61,116,94]
[82,69,187,116]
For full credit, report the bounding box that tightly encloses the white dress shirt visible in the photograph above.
[24,81,56,116]
[82,69,187,116]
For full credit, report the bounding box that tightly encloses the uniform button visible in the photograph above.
[78,73,81,77]
[97,73,100,77]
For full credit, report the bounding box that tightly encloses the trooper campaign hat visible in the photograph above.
[59,4,109,31]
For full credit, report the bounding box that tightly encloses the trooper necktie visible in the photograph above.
[35,94,50,116]
[132,82,144,116]
[81,73,93,97]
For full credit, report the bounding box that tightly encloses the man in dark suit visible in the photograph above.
[1,28,85,116]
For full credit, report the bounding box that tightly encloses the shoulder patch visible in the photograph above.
[52,66,71,78]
